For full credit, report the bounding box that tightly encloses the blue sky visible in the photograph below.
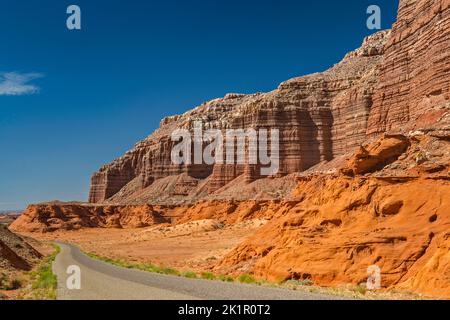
[0,0,398,210]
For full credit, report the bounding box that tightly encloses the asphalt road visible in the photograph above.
[53,243,343,300]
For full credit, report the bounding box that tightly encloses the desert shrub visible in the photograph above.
[10,278,23,290]
[353,284,367,295]
[0,273,23,290]
[201,272,216,280]
[160,267,180,276]
[32,263,55,290]
[25,245,60,300]
[182,271,197,279]
[238,274,257,284]
[0,273,8,290]
[218,275,234,282]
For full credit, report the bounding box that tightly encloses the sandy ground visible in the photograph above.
[26,219,268,272]
[13,219,427,300]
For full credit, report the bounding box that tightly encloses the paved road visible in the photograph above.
[53,243,344,300]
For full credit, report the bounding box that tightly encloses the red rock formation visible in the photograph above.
[367,0,450,136]
[88,0,450,205]
[215,133,450,298]
[9,204,170,233]
[9,200,280,233]
[342,134,410,175]
[89,30,390,203]
[216,174,450,298]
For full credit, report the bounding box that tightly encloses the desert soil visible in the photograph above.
[27,219,268,272]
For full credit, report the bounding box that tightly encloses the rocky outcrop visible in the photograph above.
[9,204,170,233]
[0,225,41,272]
[215,133,450,298]
[88,0,450,205]
[9,200,281,233]
[89,30,390,203]
[397,233,450,298]
[216,174,450,297]
[367,0,450,136]
[342,134,410,176]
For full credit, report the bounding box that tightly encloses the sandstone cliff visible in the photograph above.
[89,2,450,205]
[89,30,391,204]
[367,0,450,136]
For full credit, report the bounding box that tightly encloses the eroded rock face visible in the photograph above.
[88,30,391,203]
[367,0,450,136]
[213,132,450,297]
[9,200,282,234]
[342,134,410,176]
[215,174,450,298]
[90,4,450,205]
[0,225,42,271]
[9,204,170,233]
[88,0,450,205]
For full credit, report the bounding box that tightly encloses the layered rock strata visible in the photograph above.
[367,0,450,136]
[10,204,170,233]
[89,31,391,203]
[89,0,450,205]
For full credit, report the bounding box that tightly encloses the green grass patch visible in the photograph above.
[200,272,216,280]
[160,267,180,276]
[353,284,367,296]
[237,274,257,284]
[182,271,198,279]
[84,251,302,291]
[218,275,235,282]
[27,244,60,300]
[86,252,181,276]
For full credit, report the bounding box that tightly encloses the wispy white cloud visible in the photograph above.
[0,72,44,96]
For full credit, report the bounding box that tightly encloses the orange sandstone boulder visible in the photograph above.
[342,135,410,176]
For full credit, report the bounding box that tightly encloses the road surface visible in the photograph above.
[53,243,344,300]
